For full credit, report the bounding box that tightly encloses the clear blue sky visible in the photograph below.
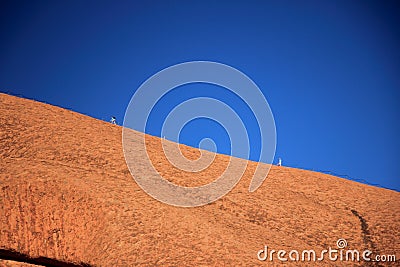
[1,0,399,191]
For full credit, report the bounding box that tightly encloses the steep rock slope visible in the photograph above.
[0,93,398,266]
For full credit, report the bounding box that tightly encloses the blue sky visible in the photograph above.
[1,0,399,191]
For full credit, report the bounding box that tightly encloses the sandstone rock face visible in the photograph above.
[0,93,398,266]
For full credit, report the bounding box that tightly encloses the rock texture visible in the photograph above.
[0,93,398,266]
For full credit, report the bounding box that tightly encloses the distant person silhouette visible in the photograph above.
[277,158,282,166]
[110,116,117,125]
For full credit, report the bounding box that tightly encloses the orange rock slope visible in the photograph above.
[0,93,399,266]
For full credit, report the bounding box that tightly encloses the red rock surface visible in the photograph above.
[0,93,398,266]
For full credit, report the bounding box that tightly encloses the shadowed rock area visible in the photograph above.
[0,93,398,266]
